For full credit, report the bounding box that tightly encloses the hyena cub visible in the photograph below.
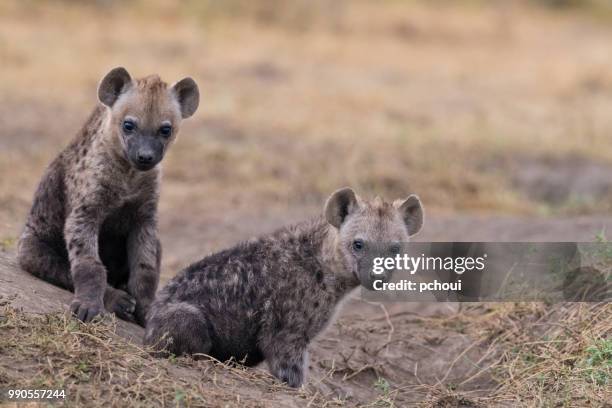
[17,67,199,325]
[145,187,424,387]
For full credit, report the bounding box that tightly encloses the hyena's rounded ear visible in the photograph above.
[397,195,424,236]
[172,77,199,119]
[324,187,359,228]
[98,67,132,107]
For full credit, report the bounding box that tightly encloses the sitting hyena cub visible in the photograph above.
[145,187,424,387]
[17,67,199,325]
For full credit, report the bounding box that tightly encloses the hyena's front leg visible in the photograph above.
[127,217,161,326]
[266,345,308,388]
[64,207,108,322]
[262,329,309,388]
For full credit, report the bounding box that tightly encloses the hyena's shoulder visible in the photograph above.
[59,105,122,201]
[61,105,106,168]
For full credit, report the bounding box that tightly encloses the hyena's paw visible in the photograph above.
[105,288,137,322]
[134,302,150,327]
[273,363,304,388]
[70,297,106,323]
[268,354,306,388]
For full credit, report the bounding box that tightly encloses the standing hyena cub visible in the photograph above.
[145,187,424,387]
[17,67,199,325]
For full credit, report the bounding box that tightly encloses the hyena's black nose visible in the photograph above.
[137,152,154,164]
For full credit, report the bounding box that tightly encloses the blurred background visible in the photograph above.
[1,0,611,278]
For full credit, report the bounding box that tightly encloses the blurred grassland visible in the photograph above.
[1,0,612,242]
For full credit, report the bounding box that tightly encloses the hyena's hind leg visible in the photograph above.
[18,232,73,290]
[144,302,211,358]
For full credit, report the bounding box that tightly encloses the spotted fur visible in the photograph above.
[145,188,424,387]
[17,67,199,325]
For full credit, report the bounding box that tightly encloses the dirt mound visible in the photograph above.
[1,245,610,406]
[0,253,497,406]
[0,307,320,407]
[511,156,612,205]
[0,253,329,407]
[484,155,612,213]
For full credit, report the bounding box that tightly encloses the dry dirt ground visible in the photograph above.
[1,216,610,406]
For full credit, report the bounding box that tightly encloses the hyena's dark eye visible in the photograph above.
[122,120,136,133]
[390,243,401,255]
[159,125,172,138]
[352,239,364,252]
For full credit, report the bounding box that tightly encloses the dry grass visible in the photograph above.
[0,303,339,407]
[492,303,611,406]
[412,302,612,407]
[3,300,608,407]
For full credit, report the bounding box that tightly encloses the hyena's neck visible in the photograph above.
[312,219,361,301]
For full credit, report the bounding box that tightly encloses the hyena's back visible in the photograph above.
[24,159,67,240]
[18,158,72,289]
